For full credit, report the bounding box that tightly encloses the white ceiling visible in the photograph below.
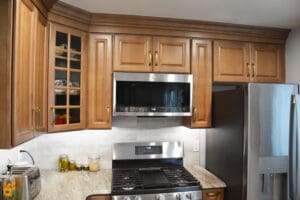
[60,0,300,29]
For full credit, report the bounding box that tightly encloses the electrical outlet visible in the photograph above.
[193,139,200,152]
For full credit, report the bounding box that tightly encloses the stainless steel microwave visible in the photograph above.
[113,72,193,117]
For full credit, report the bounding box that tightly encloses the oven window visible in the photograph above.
[116,81,190,112]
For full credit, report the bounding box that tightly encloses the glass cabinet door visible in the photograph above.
[49,24,86,132]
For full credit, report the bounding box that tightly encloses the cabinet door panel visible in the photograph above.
[87,34,112,129]
[203,189,224,200]
[189,39,212,128]
[250,44,284,83]
[13,0,35,145]
[34,13,48,133]
[86,195,111,200]
[153,37,190,73]
[48,24,86,132]
[113,35,152,72]
[214,40,250,82]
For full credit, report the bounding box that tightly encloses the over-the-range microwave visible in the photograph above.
[113,72,193,117]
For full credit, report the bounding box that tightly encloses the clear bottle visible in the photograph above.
[3,164,16,200]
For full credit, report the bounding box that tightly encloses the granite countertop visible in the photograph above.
[35,166,225,200]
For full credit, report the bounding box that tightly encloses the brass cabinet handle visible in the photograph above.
[148,51,152,66]
[32,108,37,130]
[50,107,55,126]
[36,107,41,129]
[246,63,250,77]
[207,192,219,197]
[106,107,111,123]
[193,107,197,122]
[154,51,158,66]
[252,64,256,77]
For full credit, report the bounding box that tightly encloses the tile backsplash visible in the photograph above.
[0,117,206,172]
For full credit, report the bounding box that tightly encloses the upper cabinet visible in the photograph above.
[185,39,212,128]
[213,40,284,83]
[48,24,87,132]
[113,35,190,73]
[0,0,48,148]
[87,34,112,129]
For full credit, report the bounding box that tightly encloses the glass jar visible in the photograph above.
[69,160,76,171]
[58,154,69,172]
[88,155,100,172]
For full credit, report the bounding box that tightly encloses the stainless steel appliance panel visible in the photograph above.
[247,83,297,200]
[113,141,183,160]
[113,72,193,117]
[112,191,202,200]
[289,94,300,200]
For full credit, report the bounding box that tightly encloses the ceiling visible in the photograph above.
[60,0,300,29]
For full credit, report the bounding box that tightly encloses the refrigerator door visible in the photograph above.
[289,95,300,200]
[247,83,298,200]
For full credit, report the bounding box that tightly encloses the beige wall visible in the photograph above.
[286,27,300,83]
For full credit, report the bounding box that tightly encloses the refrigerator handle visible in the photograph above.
[289,95,300,200]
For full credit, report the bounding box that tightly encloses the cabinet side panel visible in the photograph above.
[0,0,13,148]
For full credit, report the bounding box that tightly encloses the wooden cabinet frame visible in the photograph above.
[48,23,87,132]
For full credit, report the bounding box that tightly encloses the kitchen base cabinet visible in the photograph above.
[202,188,224,200]
[185,39,212,128]
[86,195,111,200]
[213,40,284,83]
[87,34,112,129]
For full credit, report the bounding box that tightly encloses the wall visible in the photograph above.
[286,26,300,83]
[0,117,206,172]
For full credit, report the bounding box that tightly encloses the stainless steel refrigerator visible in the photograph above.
[206,83,298,200]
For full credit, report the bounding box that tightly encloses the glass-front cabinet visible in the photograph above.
[48,24,86,132]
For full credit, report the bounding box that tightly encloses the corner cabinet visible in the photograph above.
[113,35,190,73]
[87,34,112,129]
[213,40,284,83]
[185,40,212,128]
[48,24,87,132]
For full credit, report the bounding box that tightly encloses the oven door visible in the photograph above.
[113,72,193,117]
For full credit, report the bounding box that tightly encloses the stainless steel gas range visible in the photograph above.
[111,142,202,200]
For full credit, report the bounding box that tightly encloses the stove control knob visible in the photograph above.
[134,196,141,200]
[123,197,131,200]
[186,193,192,200]
[175,194,183,200]
[155,194,164,200]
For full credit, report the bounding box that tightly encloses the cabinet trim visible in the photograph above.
[49,1,289,44]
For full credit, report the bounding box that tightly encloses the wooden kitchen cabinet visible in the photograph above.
[213,40,284,83]
[12,0,48,146]
[87,34,112,129]
[202,188,224,200]
[0,0,48,147]
[113,35,190,73]
[48,23,87,132]
[185,39,212,128]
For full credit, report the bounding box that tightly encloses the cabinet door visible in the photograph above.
[152,37,190,73]
[48,24,86,132]
[113,35,152,72]
[250,43,284,83]
[12,0,35,145]
[87,34,112,129]
[203,189,224,200]
[214,40,250,83]
[33,12,48,133]
[188,40,212,128]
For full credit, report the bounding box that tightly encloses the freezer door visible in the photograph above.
[247,83,298,200]
[289,95,300,200]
